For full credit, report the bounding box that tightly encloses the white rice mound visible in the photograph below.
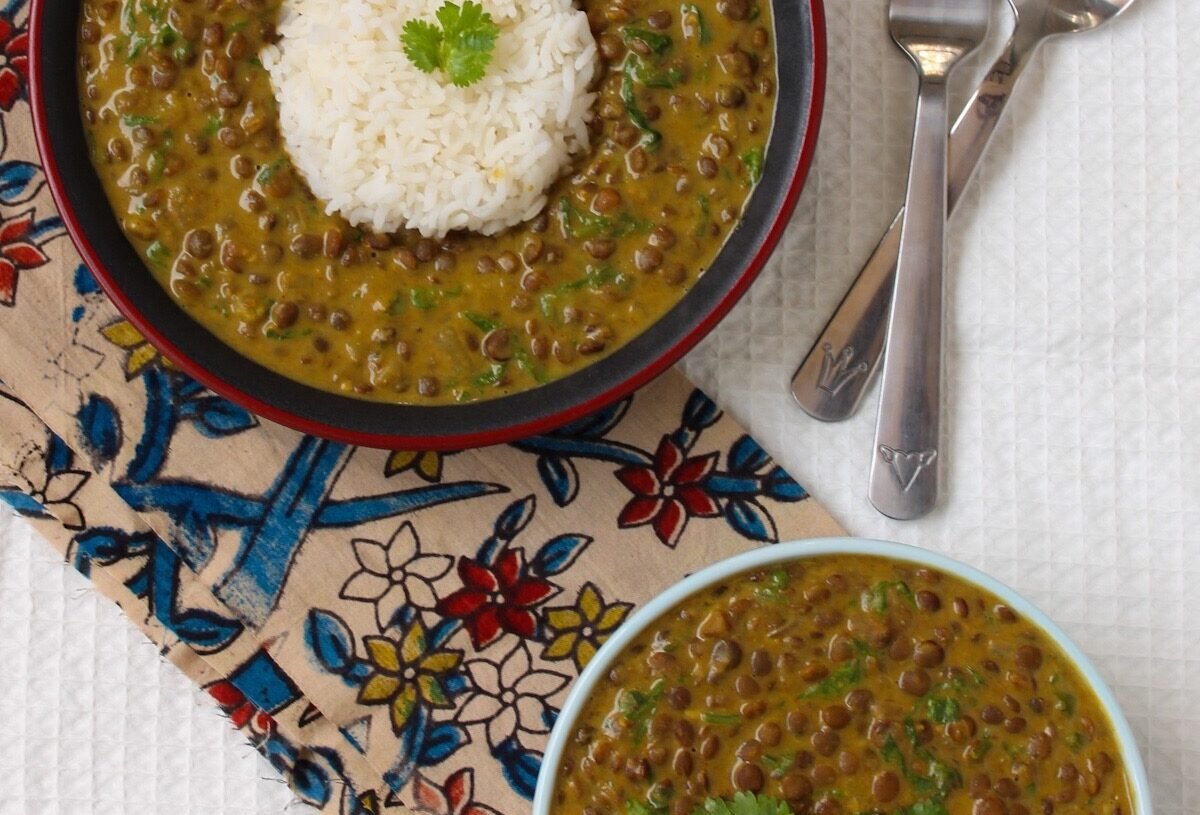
[261,0,597,238]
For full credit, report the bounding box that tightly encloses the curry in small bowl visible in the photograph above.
[536,540,1149,815]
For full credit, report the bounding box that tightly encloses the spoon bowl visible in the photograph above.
[1033,0,1138,35]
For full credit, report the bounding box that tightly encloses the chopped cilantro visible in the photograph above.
[694,193,711,236]
[125,34,149,61]
[622,27,673,56]
[147,129,174,182]
[618,680,665,745]
[926,696,961,724]
[760,753,794,777]
[862,580,917,613]
[680,3,711,44]
[1055,692,1077,717]
[461,310,501,332]
[754,568,789,603]
[557,197,652,240]
[142,0,164,23]
[620,64,662,150]
[648,782,673,809]
[966,730,993,761]
[122,115,159,127]
[883,730,962,800]
[551,264,620,295]
[472,363,506,387]
[202,115,222,136]
[144,240,169,267]
[690,793,792,815]
[401,1,500,87]
[628,55,685,88]
[513,349,549,384]
[899,800,949,815]
[265,327,312,340]
[700,712,742,726]
[255,158,288,185]
[740,147,764,184]
[155,24,178,47]
[800,659,862,698]
[410,287,438,310]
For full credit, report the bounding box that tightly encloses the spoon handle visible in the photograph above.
[791,28,1042,422]
[867,75,949,521]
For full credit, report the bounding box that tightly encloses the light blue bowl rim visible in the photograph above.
[533,537,1153,814]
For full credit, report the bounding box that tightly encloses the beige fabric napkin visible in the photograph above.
[0,70,844,812]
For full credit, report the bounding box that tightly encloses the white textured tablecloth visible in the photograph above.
[2,0,1196,812]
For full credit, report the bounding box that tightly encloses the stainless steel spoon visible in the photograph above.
[791,0,1139,424]
[869,0,989,521]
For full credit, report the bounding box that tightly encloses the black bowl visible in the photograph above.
[31,0,825,449]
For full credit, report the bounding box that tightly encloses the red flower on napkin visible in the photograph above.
[436,548,557,649]
[207,680,275,735]
[0,210,50,307]
[615,435,721,547]
[411,768,501,815]
[0,13,29,111]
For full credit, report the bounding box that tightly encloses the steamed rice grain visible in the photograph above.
[261,0,597,238]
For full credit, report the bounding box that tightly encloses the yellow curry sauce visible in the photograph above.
[552,556,1134,815]
[76,0,775,403]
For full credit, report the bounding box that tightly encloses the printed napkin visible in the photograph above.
[0,3,843,810]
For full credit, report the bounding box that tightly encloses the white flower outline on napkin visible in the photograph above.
[456,640,570,749]
[339,521,454,629]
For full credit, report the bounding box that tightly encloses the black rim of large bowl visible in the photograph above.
[31,0,826,449]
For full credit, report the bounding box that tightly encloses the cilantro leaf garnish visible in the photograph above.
[620,64,662,150]
[754,567,790,602]
[401,0,500,87]
[402,20,443,73]
[800,658,863,698]
[622,26,673,56]
[926,695,961,724]
[740,147,764,184]
[900,800,950,815]
[691,793,793,815]
[617,679,665,745]
[862,579,917,613]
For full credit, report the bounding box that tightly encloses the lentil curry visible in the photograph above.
[77,0,775,403]
[551,555,1134,815]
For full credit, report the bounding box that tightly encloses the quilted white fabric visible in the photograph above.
[0,0,1195,812]
[684,0,1200,812]
[0,509,298,814]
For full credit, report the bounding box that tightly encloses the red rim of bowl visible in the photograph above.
[30,0,827,450]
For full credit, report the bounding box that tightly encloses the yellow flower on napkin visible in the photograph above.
[357,619,462,734]
[542,582,632,671]
[385,450,447,482]
[100,319,177,378]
